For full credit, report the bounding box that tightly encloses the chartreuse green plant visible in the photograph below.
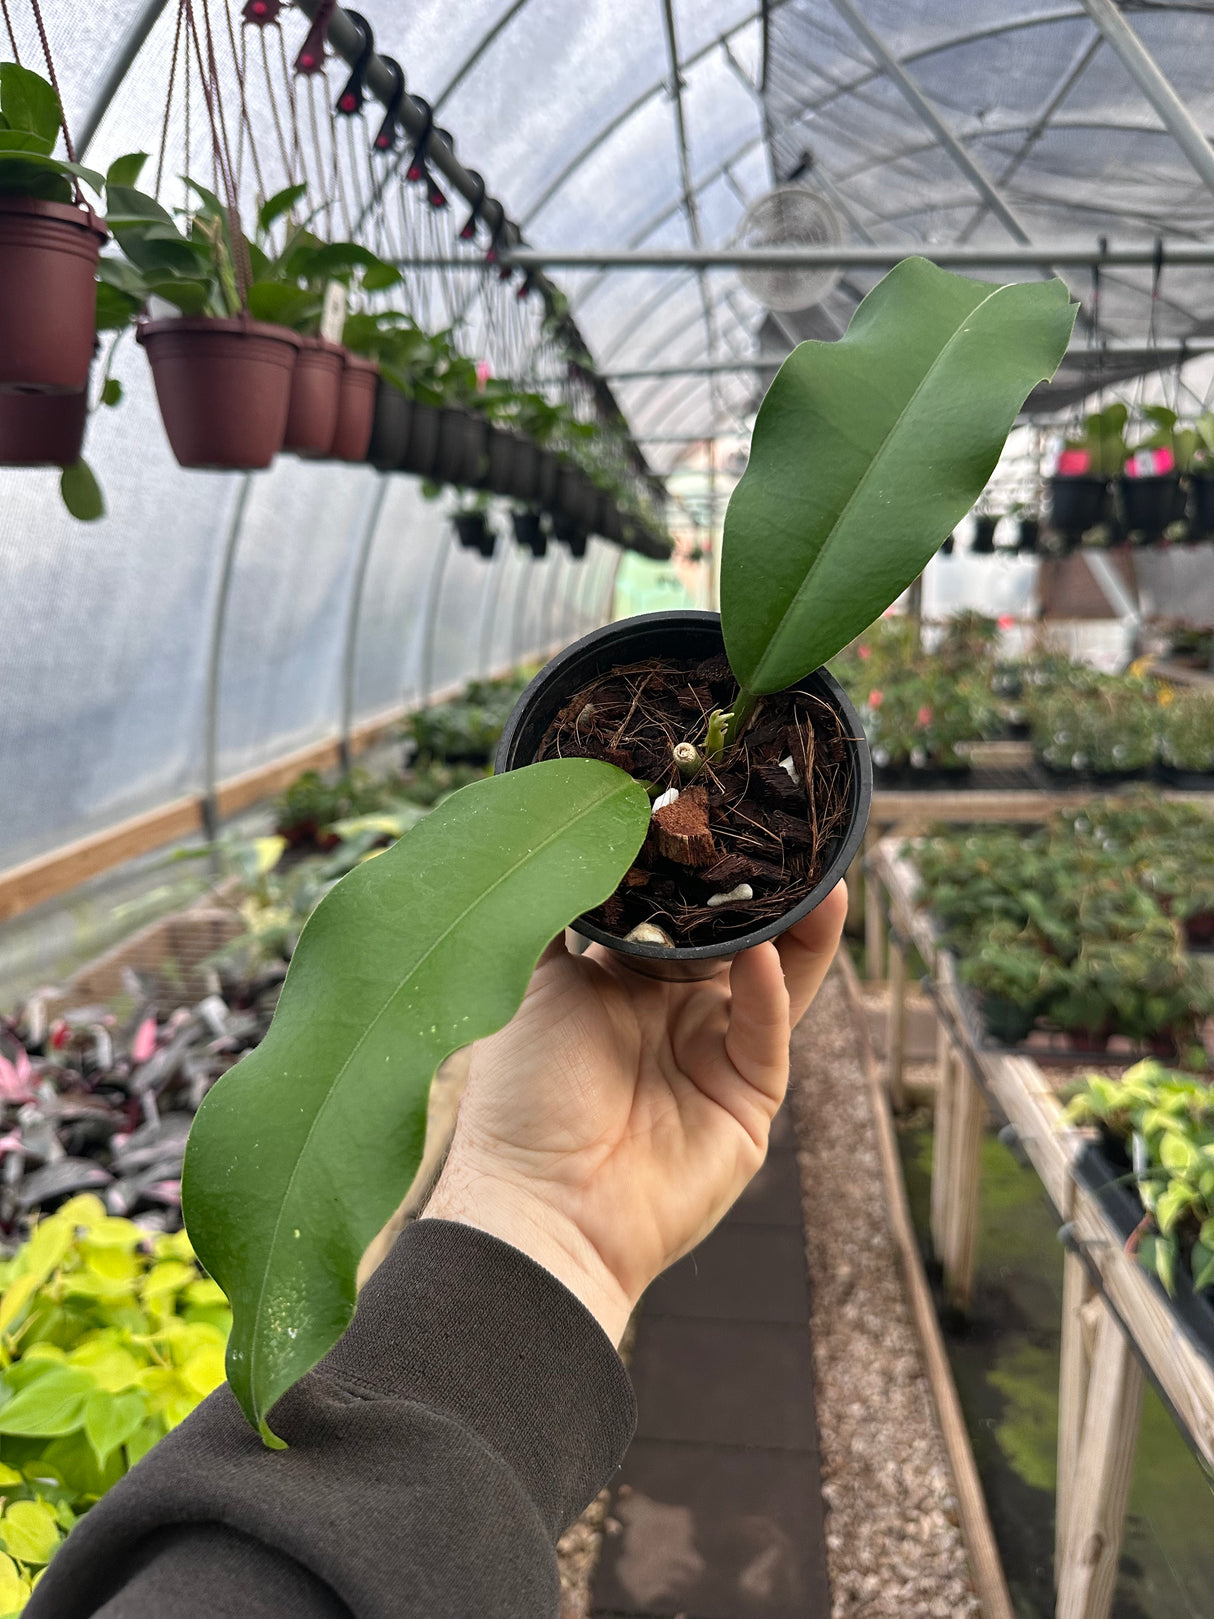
[183,256,1075,1442]
[1065,1063,1214,1297]
[0,1195,230,1604]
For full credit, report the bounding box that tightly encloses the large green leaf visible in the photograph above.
[0,63,61,146]
[721,258,1076,694]
[183,759,649,1440]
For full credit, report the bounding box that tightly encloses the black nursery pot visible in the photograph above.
[1017,515,1040,554]
[971,515,998,554]
[366,380,412,472]
[1119,473,1184,542]
[512,508,547,557]
[400,401,439,478]
[495,610,873,979]
[453,511,496,558]
[1189,473,1214,541]
[1048,474,1108,538]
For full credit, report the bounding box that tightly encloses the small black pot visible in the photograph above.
[1017,515,1040,554]
[495,610,872,979]
[453,511,496,558]
[554,514,588,559]
[971,515,998,554]
[512,508,547,557]
[556,461,595,526]
[366,380,412,472]
[979,993,1038,1046]
[400,401,439,478]
[434,406,488,487]
[506,436,538,502]
[599,502,625,545]
[1119,473,1184,543]
[1074,1139,1214,1368]
[484,425,515,496]
[1048,475,1108,538]
[535,448,560,509]
[1189,473,1214,541]
[940,532,955,557]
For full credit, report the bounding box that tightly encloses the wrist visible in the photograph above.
[421,1161,635,1346]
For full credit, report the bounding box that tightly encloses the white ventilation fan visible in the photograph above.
[733,185,846,312]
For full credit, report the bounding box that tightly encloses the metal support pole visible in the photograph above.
[417,530,455,708]
[202,474,254,843]
[77,0,171,157]
[826,0,1033,245]
[1079,0,1214,203]
[337,478,389,773]
[394,243,1214,271]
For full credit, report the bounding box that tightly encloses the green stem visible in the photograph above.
[725,687,760,748]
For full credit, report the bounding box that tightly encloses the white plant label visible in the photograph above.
[320,281,348,344]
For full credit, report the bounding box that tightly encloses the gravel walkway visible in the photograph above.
[789,969,980,1619]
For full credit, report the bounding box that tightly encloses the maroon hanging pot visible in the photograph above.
[284,335,344,455]
[137,315,300,470]
[330,352,379,462]
[0,387,88,466]
[0,198,107,395]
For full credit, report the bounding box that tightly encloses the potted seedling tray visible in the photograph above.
[1074,1136,1214,1368]
[496,610,871,977]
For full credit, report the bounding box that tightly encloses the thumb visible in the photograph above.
[723,941,791,1108]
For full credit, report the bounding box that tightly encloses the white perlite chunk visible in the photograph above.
[706,883,753,908]
[651,787,680,814]
[624,922,674,947]
[779,754,801,784]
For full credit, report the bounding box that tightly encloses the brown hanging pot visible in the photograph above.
[284,335,345,456]
[0,386,88,466]
[330,352,379,462]
[0,199,107,395]
[137,315,301,470]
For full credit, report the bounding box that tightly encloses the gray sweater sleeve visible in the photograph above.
[25,1219,636,1619]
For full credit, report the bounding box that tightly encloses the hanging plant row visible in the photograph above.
[0,58,667,553]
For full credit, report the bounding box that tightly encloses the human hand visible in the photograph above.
[422,882,847,1343]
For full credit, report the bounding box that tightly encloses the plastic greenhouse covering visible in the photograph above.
[6,0,1214,875]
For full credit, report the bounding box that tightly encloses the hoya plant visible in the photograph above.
[182,257,1075,1441]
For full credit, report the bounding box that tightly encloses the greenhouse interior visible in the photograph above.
[3,1,1214,1616]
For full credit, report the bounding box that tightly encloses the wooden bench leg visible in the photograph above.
[886,941,908,1113]
[941,1058,984,1314]
[930,1033,958,1261]
[864,825,885,981]
[1055,1301,1143,1619]
[1055,1245,1098,1583]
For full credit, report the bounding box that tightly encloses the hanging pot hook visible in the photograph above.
[405,96,435,183]
[372,56,406,150]
[335,10,375,116]
[294,0,336,75]
[459,170,486,241]
[241,0,283,26]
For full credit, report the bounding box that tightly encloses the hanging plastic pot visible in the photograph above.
[556,461,595,526]
[512,508,546,557]
[0,387,87,466]
[1047,475,1108,538]
[453,510,496,557]
[971,515,998,554]
[0,199,107,395]
[330,353,378,462]
[284,336,344,456]
[535,447,559,508]
[1119,472,1184,544]
[366,379,413,471]
[553,509,588,558]
[599,501,625,545]
[1017,515,1040,554]
[940,532,955,556]
[400,401,440,477]
[485,425,516,496]
[506,435,538,502]
[1189,473,1214,542]
[434,406,489,486]
[137,316,300,470]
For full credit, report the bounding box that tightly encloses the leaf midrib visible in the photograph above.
[747,284,1005,692]
[245,776,637,1406]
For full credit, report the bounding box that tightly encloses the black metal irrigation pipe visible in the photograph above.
[294,0,658,489]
